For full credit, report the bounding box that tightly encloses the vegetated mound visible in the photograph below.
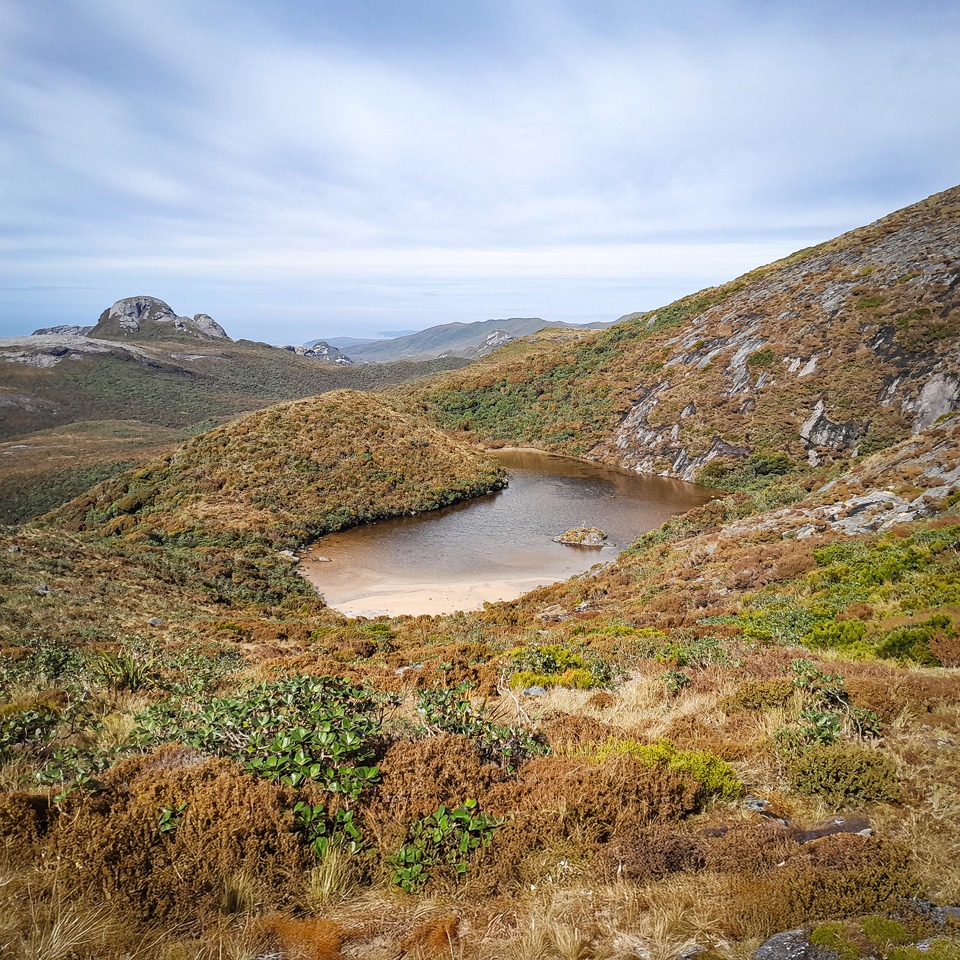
[406,185,960,477]
[49,390,505,547]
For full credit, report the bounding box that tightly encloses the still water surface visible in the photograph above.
[299,449,713,617]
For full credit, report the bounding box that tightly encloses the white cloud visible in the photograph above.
[0,0,957,337]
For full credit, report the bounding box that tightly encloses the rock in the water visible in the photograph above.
[553,527,607,546]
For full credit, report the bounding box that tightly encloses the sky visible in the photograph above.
[1,0,958,344]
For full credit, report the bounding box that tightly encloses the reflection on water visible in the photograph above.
[299,449,713,617]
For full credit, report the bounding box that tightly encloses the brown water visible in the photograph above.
[299,449,713,617]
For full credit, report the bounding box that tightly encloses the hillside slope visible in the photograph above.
[51,390,505,547]
[407,186,960,479]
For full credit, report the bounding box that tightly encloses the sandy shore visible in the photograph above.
[323,576,556,618]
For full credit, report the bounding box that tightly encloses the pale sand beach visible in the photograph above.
[307,575,557,618]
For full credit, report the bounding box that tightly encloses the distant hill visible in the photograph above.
[311,316,613,362]
[0,299,470,522]
[324,336,378,350]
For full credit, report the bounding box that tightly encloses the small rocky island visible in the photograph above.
[552,527,607,546]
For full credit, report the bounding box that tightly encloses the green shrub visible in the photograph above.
[747,348,776,367]
[805,619,868,651]
[787,745,901,804]
[506,643,615,689]
[593,738,742,803]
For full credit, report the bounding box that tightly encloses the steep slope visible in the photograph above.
[407,186,960,478]
[51,390,505,547]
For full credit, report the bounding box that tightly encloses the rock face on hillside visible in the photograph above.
[90,297,231,341]
[0,334,158,368]
[32,324,94,336]
[281,342,353,364]
[593,186,960,479]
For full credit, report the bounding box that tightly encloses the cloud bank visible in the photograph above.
[1,0,958,340]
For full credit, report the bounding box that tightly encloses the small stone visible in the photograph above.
[394,663,424,676]
[315,556,333,563]
[35,584,49,595]
[537,604,570,622]
[754,929,836,960]
[522,686,548,697]
[147,618,165,627]
[7,545,20,554]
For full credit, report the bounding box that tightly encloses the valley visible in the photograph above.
[1,187,960,960]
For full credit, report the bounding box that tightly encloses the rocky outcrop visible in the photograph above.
[280,342,353,364]
[31,324,93,336]
[588,186,960,481]
[470,329,514,358]
[90,297,231,341]
[0,334,157,368]
[799,399,864,463]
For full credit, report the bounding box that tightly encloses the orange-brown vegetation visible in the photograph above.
[3,187,960,959]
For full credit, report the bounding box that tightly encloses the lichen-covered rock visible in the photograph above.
[553,527,607,546]
[754,930,837,960]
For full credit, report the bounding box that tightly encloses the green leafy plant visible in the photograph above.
[294,802,364,859]
[389,799,505,892]
[775,660,879,754]
[158,802,187,835]
[90,647,157,691]
[133,674,382,797]
[659,669,691,695]
[415,683,545,771]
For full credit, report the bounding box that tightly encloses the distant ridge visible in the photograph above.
[311,316,613,362]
